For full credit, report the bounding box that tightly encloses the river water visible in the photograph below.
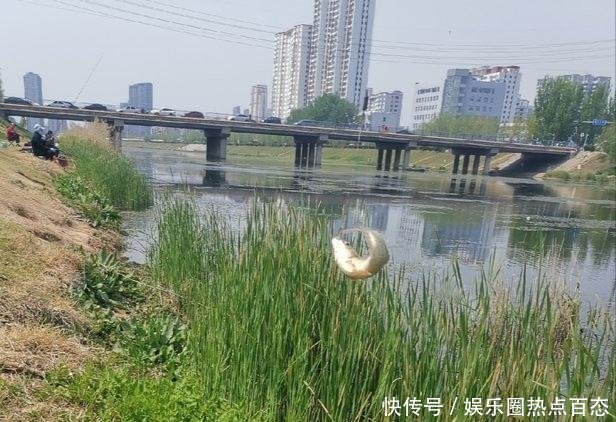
[122,145,615,307]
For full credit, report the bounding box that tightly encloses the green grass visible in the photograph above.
[60,137,152,210]
[147,199,615,420]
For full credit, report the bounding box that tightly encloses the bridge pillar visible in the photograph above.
[384,149,393,171]
[294,134,327,168]
[204,128,230,161]
[402,149,411,170]
[452,154,461,174]
[393,149,402,171]
[107,119,124,152]
[314,142,323,167]
[483,149,498,175]
[461,154,470,175]
[0,110,9,122]
[376,148,384,171]
[483,155,493,175]
[471,154,481,175]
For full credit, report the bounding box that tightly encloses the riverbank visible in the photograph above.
[538,151,615,182]
[0,148,117,419]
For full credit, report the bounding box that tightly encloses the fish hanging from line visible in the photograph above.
[331,229,390,280]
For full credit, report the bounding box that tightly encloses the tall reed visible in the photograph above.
[60,135,152,210]
[150,199,614,420]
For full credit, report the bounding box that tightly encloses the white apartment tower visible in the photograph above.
[250,84,268,121]
[367,90,403,131]
[411,83,442,130]
[271,24,312,120]
[307,0,375,108]
[471,66,521,124]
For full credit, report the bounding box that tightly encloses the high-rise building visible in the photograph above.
[128,82,153,111]
[232,106,241,116]
[366,90,403,131]
[536,73,611,98]
[271,24,312,120]
[514,98,533,121]
[23,72,44,131]
[306,0,375,108]
[127,82,153,138]
[411,84,442,131]
[441,69,506,120]
[470,66,521,124]
[249,85,268,121]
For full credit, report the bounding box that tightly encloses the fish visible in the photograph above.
[331,229,390,280]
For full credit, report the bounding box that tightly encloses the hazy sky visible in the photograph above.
[2,0,615,125]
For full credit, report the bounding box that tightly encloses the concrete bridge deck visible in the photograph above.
[1,103,576,175]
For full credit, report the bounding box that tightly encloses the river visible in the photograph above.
[122,144,615,308]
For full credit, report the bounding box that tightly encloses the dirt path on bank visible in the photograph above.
[0,148,115,420]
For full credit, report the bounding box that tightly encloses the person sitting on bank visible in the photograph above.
[31,125,59,160]
[44,130,56,148]
[5,123,21,146]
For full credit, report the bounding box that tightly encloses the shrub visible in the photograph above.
[55,175,119,228]
[77,251,141,310]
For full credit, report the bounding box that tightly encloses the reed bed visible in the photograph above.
[150,199,615,420]
[59,130,152,210]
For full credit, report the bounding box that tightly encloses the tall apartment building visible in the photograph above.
[366,90,403,131]
[470,66,521,124]
[271,24,312,120]
[537,73,611,98]
[249,84,268,121]
[441,69,506,120]
[23,72,44,131]
[232,106,241,116]
[306,0,375,108]
[514,98,533,121]
[128,82,153,111]
[411,84,442,130]
[127,82,153,138]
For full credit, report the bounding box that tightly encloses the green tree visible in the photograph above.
[533,78,583,142]
[596,124,615,163]
[420,113,500,138]
[287,94,359,125]
[579,83,610,144]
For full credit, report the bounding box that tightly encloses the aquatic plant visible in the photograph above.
[60,136,152,210]
[149,200,615,420]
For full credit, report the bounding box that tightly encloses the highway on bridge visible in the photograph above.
[1,103,575,174]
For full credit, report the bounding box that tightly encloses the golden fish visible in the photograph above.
[331,229,389,280]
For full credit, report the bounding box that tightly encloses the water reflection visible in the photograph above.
[122,146,615,306]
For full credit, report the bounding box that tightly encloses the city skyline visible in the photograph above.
[2,0,615,127]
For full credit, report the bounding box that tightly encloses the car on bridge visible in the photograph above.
[3,97,34,106]
[293,119,324,127]
[117,106,143,113]
[262,116,282,124]
[48,100,78,109]
[151,108,175,116]
[83,103,108,111]
[227,114,253,122]
[183,111,204,119]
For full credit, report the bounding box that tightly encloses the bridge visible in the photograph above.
[0,103,575,175]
